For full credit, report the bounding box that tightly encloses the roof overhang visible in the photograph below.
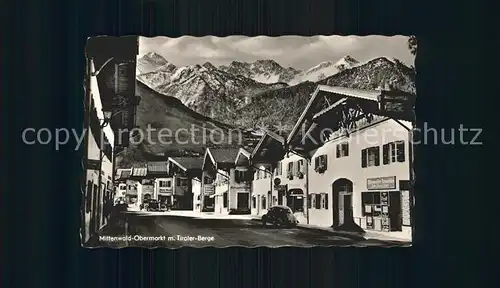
[235,148,251,166]
[251,129,286,164]
[287,85,415,152]
[167,157,188,172]
[202,148,217,171]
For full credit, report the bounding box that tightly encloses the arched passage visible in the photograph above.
[332,178,353,227]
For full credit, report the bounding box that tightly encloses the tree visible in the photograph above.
[408,36,417,56]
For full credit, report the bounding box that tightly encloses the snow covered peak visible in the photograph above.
[137,52,170,74]
[334,55,359,71]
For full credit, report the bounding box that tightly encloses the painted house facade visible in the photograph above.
[166,157,204,210]
[201,148,252,214]
[192,177,202,212]
[147,161,170,204]
[286,85,415,240]
[154,177,174,205]
[250,131,308,223]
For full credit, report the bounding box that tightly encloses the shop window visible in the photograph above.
[361,192,382,216]
[336,143,349,158]
[223,192,228,208]
[361,146,380,168]
[291,197,304,212]
[383,141,406,165]
[252,196,256,209]
[315,194,321,209]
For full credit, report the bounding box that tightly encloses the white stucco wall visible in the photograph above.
[306,118,412,239]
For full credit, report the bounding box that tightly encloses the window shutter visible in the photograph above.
[383,144,390,165]
[397,141,406,162]
[324,193,329,209]
[336,145,340,158]
[308,195,312,208]
[344,143,349,157]
[374,147,380,166]
[361,149,367,168]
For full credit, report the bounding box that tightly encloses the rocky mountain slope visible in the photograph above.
[218,59,300,84]
[288,55,360,85]
[134,53,415,136]
[115,80,260,168]
[220,57,416,133]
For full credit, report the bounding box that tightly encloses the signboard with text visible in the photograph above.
[204,185,215,195]
[367,176,396,190]
[158,188,172,196]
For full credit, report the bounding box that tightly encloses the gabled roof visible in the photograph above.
[287,85,415,145]
[203,147,241,170]
[168,157,204,171]
[251,129,285,158]
[235,148,251,166]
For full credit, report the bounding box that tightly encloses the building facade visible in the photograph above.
[166,157,203,210]
[154,178,174,205]
[285,85,415,240]
[192,178,202,212]
[201,148,252,214]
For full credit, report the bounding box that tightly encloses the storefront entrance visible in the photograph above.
[237,193,249,209]
[332,178,353,227]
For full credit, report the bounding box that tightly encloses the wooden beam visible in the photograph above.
[312,97,348,121]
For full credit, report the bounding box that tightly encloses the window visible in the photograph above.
[268,191,272,208]
[223,192,228,208]
[262,196,266,209]
[383,141,406,164]
[287,162,294,179]
[314,155,328,173]
[235,170,245,183]
[336,143,349,158]
[159,180,171,188]
[308,194,314,209]
[315,194,321,209]
[176,178,189,186]
[362,192,382,216]
[86,181,93,212]
[252,196,256,209]
[361,146,380,168]
[203,176,213,184]
[275,162,283,176]
[321,193,328,209]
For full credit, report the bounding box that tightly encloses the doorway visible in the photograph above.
[332,179,353,227]
[237,193,249,209]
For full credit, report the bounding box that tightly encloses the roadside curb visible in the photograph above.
[296,225,367,241]
[250,217,366,241]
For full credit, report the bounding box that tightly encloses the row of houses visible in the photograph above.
[114,85,415,240]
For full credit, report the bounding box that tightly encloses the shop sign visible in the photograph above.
[367,176,396,190]
[204,185,215,195]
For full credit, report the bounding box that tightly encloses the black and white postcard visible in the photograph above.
[82,35,416,248]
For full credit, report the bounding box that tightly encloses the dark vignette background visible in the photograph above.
[3,0,487,288]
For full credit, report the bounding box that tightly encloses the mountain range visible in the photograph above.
[117,52,415,167]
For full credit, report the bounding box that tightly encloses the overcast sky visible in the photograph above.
[139,35,414,70]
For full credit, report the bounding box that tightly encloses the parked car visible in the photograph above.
[146,200,160,211]
[261,205,299,228]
